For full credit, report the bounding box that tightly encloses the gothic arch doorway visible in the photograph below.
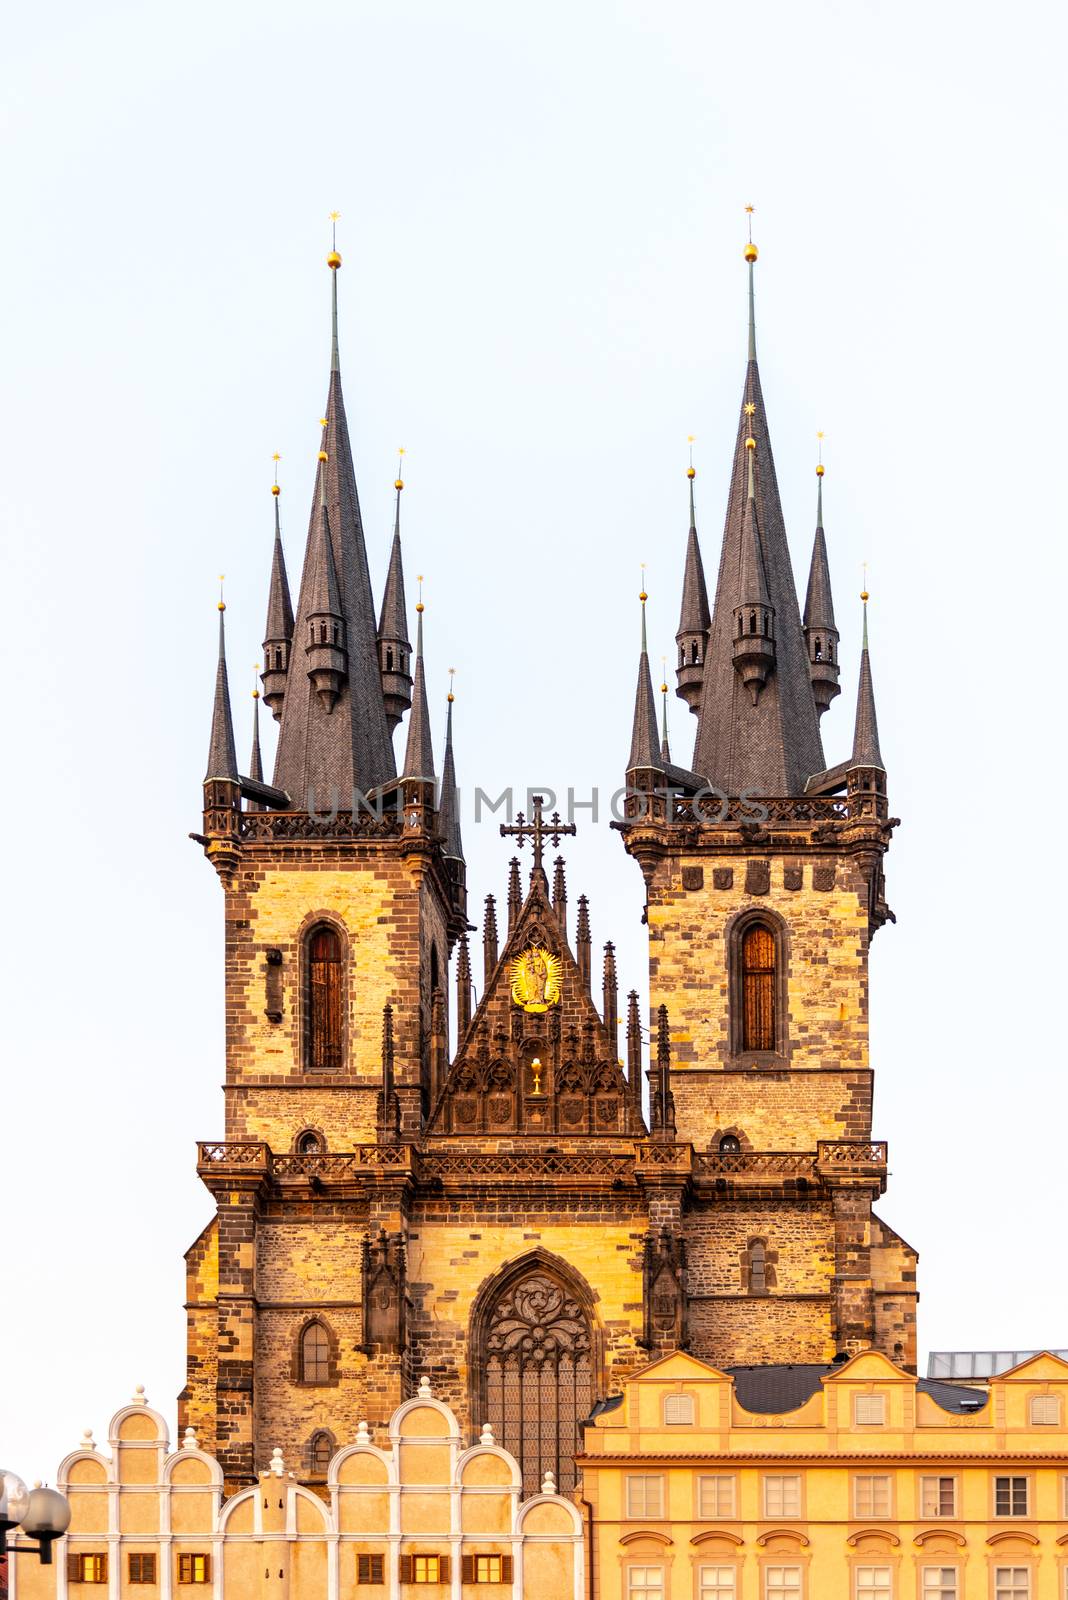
[471,1254,598,1496]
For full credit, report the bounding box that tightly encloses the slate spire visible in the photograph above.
[246,673,264,812]
[803,451,841,717]
[675,458,711,714]
[659,665,671,764]
[261,465,295,721]
[438,671,463,862]
[402,584,435,781]
[378,456,413,731]
[730,426,777,703]
[271,242,396,807]
[850,589,884,770]
[205,590,238,782]
[304,451,348,711]
[691,224,825,794]
[627,584,662,774]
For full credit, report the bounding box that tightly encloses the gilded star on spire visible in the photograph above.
[744,401,756,416]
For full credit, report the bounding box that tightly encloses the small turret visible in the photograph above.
[803,452,841,718]
[627,585,663,779]
[402,586,435,782]
[202,587,241,883]
[377,460,413,731]
[261,464,294,721]
[731,422,776,703]
[304,446,348,712]
[675,459,710,713]
[246,672,264,813]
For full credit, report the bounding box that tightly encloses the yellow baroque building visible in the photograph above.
[578,1349,1068,1600]
[7,1384,582,1600]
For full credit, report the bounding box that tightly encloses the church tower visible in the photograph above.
[620,221,915,1369]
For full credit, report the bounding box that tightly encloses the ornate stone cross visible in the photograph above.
[499,793,576,874]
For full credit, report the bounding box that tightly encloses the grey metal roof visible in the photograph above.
[726,1364,988,1416]
[927,1350,1068,1380]
[205,609,238,782]
[676,477,711,638]
[263,496,294,646]
[402,610,435,781]
[377,489,410,649]
[438,692,463,862]
[803,487,836,633]
[850,602,883,769]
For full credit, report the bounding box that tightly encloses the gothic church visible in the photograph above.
[185,230,915,1499]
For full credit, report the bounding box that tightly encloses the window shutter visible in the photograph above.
[68,1553,82,1582]
[372,1556,384,1584]
[501,1556,514,1583]
[399,1555,413,1583]
[203,1555,212,1582]
[99,1555,109,1581]
[462,1556,475,1583]
[439,1556,450,1583]
[358,1554,369,1583]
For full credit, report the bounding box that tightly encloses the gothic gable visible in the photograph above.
[428,868,640,1137]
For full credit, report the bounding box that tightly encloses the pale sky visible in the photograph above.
[2,0,1066,1481]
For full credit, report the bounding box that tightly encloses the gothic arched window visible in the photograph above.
[296,1129,324,1155]
[719,1134,741,1154]
[308,1429,334,1476]
[741,922,777,1053]
[475,1264,595,1497]
[306,924,343,1072]
[299,1320,332,1384]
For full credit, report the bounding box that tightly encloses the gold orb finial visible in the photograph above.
[217,574,226,612]
[745,437,756,451]
[318,450,329,462]
[416,573,424,614]
[271,451,281,495]
[447,665,455,704]
[744,204,757,263]
[328,211,341,267]
[395,445,405,491]
[687,434,696,478]
[816,430,825,477]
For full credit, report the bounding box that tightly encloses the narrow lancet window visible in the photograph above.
[741,924,776,1052]
[307,925,343,1071]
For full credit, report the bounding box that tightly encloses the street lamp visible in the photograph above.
[0,1469,71,1564]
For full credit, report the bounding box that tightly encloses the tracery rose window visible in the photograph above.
[480,1270,593,1495]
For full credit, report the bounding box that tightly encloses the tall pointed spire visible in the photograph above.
[676,445,711,714]
[626,989,643,1120]
[456,934,472,1038]
[602,942,618,1040]
[246,669,264,812]
[272,225,396,807]
[576,895,591,991]
[731,418,777,704]
[205,584,238,782]
[483,894,499,985]
[378,453,413,731]
[627,580,663,774]
[691,215,825,794]
[402,580,435,781]
[261,458,295,722]
[803,440,841,718]
[850,586,884,770]
[304,438,348,711]
[438,669,463,862]
[507,859,522,933]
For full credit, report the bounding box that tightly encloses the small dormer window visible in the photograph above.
[854,1393,887,1426]
[719,1134,741,1153]
[663,1393,694,1425]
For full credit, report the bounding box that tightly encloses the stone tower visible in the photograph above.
[620,229,914,1369]
[184,228,917,1502]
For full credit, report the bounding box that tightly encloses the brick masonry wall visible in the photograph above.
[648,855,872,1147]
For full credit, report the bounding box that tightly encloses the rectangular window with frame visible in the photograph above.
[919,1475,957,1518]
[921,1569,958,1600]
[697,1475,737,1518]
[854,1567,892,1600]
[763,1566,802,1600]
[177,1553,212,1584]
[399,1555,450,1584]
[358,1554,385,1585]
[128,1553,157,1585]
[994,1475,1029,1516]
[699,1565,737,1600]
[67,1554,108,1585]
[994,1570,1030,1600]
[762,1474,802,1518]
[460,1554,514,1584]
[853,1475,892,1517]
[627,1565,665,1600]
[853,1394,887,1426]
[625,1474,665,1518]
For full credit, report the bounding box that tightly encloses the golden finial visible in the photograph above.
[660,655,668,696]
[447,665,455,704]
[217,575,226,613]
[744,204,758,263]
[327,211,342,270]
[318,417,328,464]
[816,431,825,478]
[860,561,869,603]
[396,446,405,492]
[687,434,696,480]
[416,574,424,614]
[639,562,648,605]
[743,401,756,451]
[252,664,261,701]
[271,452,281,496]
